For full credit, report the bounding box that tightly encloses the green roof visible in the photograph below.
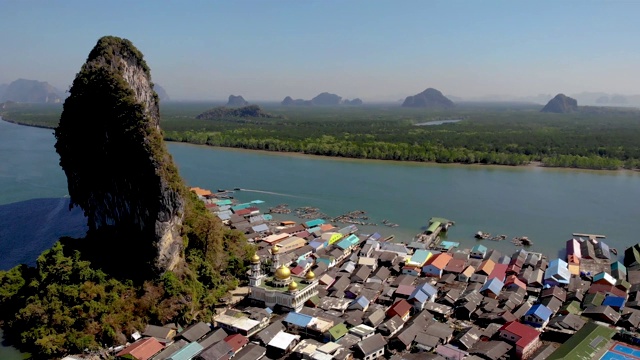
[427,221,441,233]
[429,217,451,224]
[583,292,605,307]
[328,323,348,341]
[560,301,582,315]
[547,322,615,359]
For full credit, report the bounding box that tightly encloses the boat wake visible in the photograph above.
[238,188,306,199]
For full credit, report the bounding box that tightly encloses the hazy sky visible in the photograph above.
[1,1,639,101]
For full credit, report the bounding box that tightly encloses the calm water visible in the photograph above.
[2,116,640,356]
[415,119,461,126]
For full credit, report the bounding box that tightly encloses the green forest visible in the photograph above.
[2,102,640,170]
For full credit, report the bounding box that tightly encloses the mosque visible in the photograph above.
[248,244,319,312]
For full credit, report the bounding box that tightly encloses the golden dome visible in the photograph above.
[251,253,260,263]
[272,245,280,254]
[305,270,316,280]
[275,265,291,280]
[288,281,299,291]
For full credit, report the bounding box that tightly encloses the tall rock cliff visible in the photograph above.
[54,36,185,273]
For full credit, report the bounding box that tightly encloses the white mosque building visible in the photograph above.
[248,245,318,312]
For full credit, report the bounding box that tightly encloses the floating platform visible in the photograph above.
[573,233,606,239]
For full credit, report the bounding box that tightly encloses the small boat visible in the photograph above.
[611,248,618,255]
[233,187,241,191]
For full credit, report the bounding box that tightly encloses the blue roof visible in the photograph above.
[309,240,326,250]
[612,261,627,273]
[284,312,314,327]
[410,249,431,265]
[409,288,430,303]
[252,224,269,233]
[336,234,359,250]
[168,342,204,360]
[472,244,488,253]
[250,200,265,204]
[544,259,571,284]
[416,282,438,297]
[602,296,626,309]
[526,304,553,321]
[480,278,504,295]
[305,219,325,228]
[307,226,322,234]
[368,233,382,241]
[352,296,370,308]
[231,203,251,212]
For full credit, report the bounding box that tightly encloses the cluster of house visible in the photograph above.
[107,188,640,360]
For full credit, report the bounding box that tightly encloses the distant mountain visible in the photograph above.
[227,95,249,107]
[281,96,312,106]
[154,84,170,102]
[343,98,363,105]
[541,94,578,113]
[0,83,7,99]
[0,79,64,103]
[402,88,455,109]
[282,93,362,106]
[311,92,342,106]
[196,104,282,120]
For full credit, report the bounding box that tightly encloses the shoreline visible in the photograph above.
[2,117,638,175]
[170,141,640,176]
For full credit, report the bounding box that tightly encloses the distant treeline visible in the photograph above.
[3,102,640,170]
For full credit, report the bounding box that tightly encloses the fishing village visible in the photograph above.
[109,187,640,360]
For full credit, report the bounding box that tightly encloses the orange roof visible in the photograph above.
[320,224,336,232]
[116,338,164,360]
[505,275,526,289]
[280,221,296,226]
[426,253,453,270]
[190,187,213,197]
[477,259,496,275]
[568,255,580,264]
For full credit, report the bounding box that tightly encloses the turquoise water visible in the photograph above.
[2,117,640,262]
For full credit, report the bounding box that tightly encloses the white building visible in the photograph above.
[249,245,319,312]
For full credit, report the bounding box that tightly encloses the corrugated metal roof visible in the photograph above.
[251,224,269,233]
[305,219,325,228]
[480,278,504,295]
[526,304,552,321]
[167,342,204,360]
[284,312,314,328]
[268,331,299,350]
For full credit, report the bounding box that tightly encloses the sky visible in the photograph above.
[1,1,639,101]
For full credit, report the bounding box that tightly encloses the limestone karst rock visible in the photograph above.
[541,94,578,113]
[54,36,185,273]
[402,88,455,109]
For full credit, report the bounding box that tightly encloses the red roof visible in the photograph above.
[224,333,248,353]
[387,299,412,318]
[235,209,251,216]
[291,265,305,276]
[116,338,164,360]
[499,321,539,349]
[488,263,508,282]
[588,283,627,298]
[395,284,416,296]
[505,275,526,290]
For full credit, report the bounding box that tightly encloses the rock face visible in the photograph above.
[227,95,249,107]
[54,36,185,274]
[541,94,578,113]
[0,79,63,103]
[402,88,455,109]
